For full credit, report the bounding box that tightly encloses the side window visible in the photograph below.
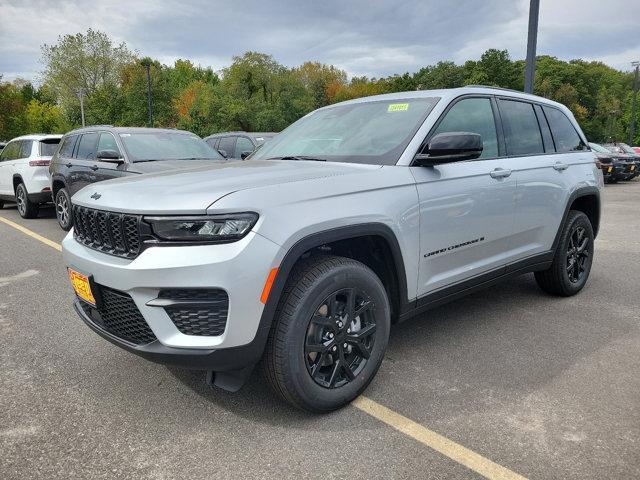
[97,133,121,156]
[534,105,555,152]
[218,136,236,157]
[431,97,498,159]
[206,138,219,150]
[75,133,99,160]
[19,140,33,158]
[1,141,19,161]
[542,106,586,152]
[498,99,544,156]
[235,136,254,158]
[59,135,78,158]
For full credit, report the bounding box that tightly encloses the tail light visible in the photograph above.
[29,159,50,167]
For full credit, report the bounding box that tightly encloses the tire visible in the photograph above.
[0,200,4,209]
[15,183,39,219]
[263,255,391,412]
[55,187,73,230]
[535,211,594,296]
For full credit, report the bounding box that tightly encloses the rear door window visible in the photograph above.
[75,133,99,160]
[498,99,544,156]
[39,138,61,157]
[59,135,78,158]
[19,140,33,158]
[542,106,586,152]
[533,105,555,152]
[431,97,499,159]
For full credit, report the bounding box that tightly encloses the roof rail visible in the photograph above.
[466,85,529,94]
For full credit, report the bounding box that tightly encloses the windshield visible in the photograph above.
[250,97,439,165]
[119,132,224,162]
[618,143,637,154]
[589,143,611,154]
[39,138,60,156]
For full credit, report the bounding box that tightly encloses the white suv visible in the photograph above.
[0,134,62,218]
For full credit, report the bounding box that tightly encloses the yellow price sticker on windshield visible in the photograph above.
[388,103,409,112]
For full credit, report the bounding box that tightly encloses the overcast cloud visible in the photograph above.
[1,0,639,83]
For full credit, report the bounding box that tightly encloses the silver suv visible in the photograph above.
[63,87,603,412]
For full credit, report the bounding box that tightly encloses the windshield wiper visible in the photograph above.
[266,155,327,162]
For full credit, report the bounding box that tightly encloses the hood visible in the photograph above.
[71,159,380,214]
[123,159,222,174]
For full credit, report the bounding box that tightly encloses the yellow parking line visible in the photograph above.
[0,215,527,480]
[0,216,62,251]
[352,396,527,480]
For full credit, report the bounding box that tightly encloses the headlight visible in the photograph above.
[144,213,258,242]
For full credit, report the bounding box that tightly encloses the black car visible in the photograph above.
[589,142,631,183]
[603,143,639,180]
[49,126,225,230]
[204,131,275,160]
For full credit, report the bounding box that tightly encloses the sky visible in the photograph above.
[1,0,639,84]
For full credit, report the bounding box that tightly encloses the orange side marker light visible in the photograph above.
[260,268,279,304]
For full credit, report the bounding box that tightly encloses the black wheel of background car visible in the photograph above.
[535,210,594,296]
[304,288,377,389]
[55,188,73,230]
[263,255,390,412]
[15,183,39,219]
[0,200,4,209]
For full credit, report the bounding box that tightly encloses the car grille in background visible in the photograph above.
[158,289,229,336]
[79,286,157,345]
[72,205,141,258]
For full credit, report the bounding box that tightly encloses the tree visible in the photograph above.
[40,29,135,111]
[24,99,68,133]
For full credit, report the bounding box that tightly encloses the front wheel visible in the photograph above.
[15,183,39,219]
[535,210,594,296]
[55,188,73,230]
[263,255,390,412]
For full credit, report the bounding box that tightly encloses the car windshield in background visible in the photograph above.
[254,135,274,145]
[119,132,224,162]
[39,139,61,156]
[618,143,637,154]
[250,97,440,165]
[589,143,612,154]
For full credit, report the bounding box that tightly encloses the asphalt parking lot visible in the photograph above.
[1,181,639,480]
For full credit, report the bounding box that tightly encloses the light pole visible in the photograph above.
[629,61,639,144]
[607,110,619,142]
[524,0,540,94]
[140,59,153,127]
[77,88,86,127]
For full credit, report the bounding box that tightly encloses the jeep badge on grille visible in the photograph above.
[90,192,101,200]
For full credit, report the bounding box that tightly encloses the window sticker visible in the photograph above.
[388,103,409,112]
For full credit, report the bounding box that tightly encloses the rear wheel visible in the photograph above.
[55,188,73,230]
[0,200,4,209]
[15,183,39,219]
[263,255,390,412]
[535,211,594,296]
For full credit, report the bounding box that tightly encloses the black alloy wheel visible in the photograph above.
[566,225,589,284]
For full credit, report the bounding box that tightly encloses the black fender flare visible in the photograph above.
[551,186,601,254]
[50,175,68,195]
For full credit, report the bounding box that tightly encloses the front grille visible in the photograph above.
[80,286,157,345]
[159,289,229,336]
[72,205,141,258]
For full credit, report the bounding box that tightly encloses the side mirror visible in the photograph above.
[97,149,123,162]
[240,150,253,160]
[414,132,483,166]
[217,149,228,158]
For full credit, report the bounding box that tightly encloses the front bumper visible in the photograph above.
[63,230,281,369]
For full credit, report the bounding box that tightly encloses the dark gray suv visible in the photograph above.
[49,126,225,230]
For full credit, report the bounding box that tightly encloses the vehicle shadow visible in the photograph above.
[1,203,56,219]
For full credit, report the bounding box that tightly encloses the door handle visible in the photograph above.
[489,168,512,179]
[553,162,568,171]
[90,165,99,171]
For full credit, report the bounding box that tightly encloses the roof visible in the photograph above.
[63,126,196,136]
[8,133,63,141]
[330,86,566,110]
[204,131,276,139]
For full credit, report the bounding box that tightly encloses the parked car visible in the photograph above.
[589,142,628,183]
[0,142,6,152]
[0,134,62,218]
[50,126,226,230]
[204,131,275,159]
[603,143,639,179]
[633,146,640,155]
[63,87,601,412]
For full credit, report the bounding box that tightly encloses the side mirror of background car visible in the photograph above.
[240,150,253,160]
[97,149,124,163]
[217,149,228,158]
[414,132,483,166]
